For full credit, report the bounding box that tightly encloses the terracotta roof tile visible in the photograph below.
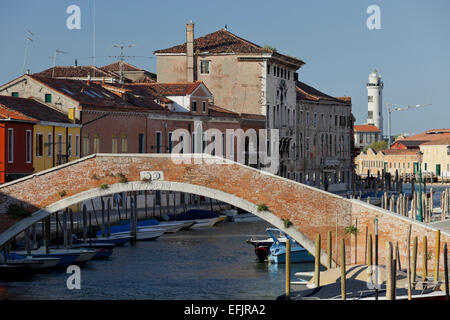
[354,124,381,132]
[154,29,305,66]
[296,81,350,104]
[34,66,117,79]
[0,96,72,123]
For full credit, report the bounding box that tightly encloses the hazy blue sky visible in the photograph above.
[1,0,449,136]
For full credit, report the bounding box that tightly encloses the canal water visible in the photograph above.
[0,219,314,300]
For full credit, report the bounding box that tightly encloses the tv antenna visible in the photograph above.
[51,49,70,78]
[22,30,34,74]
[110,44,136,83]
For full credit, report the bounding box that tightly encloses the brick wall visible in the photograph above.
[0,154,448,271]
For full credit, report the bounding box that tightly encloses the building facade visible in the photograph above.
[354,124,381,151]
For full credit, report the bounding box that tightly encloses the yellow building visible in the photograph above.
[419,136,450,179]
[33,121,81,172]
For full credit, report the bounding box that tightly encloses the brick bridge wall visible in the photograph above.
[0,154,448,272]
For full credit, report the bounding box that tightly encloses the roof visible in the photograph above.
[154,29,305,67]
[0,96,71,123]
[34,66,117,79]
[296,81,351,104]
[391,140,425,148]
[421,136,450,146]
[100,61,143,72]
[144,81,207,96]
[402,129,450,143]
[354,124,380,132]
[29,75,139,108]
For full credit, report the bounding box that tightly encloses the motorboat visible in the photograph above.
[1,252,61,269]
[75,233,132,246]
[223,209,262,223]
[246,230,287,262]
[163,209,226,229]
[266,228,315,264]
[12,248,97,267]
[101,227,166,241]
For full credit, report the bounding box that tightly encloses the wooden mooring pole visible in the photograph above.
[285,239,291,299]
[327,231,332,269]
[340,239,346,300]
[444,243,449,300]
[386,242,394,300]
[314,234,320,287]
[435,229,441,283]
[422,235,428,284]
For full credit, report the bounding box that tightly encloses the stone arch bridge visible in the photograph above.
[0,154,448,271]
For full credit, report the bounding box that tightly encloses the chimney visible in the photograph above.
[186,22,195,82]
[74,59,78,66]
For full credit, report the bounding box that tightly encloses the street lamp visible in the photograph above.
[417,151,424,222]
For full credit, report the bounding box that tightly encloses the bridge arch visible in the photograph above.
[0,153,449,271]
[0,180,325,265]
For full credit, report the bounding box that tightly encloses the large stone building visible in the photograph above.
[154,23,354,190]
[154,23,304,117]
[293,82,353,190]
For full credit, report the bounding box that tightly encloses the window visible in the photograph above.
[267,64,270,74]
[75,135,80,157]
[155,132,161,153]
[47,133,53,157]
[111,134,118,153]
[139,133,145,153]
[36,133,43,157]
[11,92,19,97]
[93,133,100,153]
[7,128,13,163]
[168,132,173,153]
[67,134,72,157]
[202,101,206,113]
[121,134,127,153]
[200,60,210,74]
[45,94,52,103]
[57,134,63,164]
[191,101,197,112]
[368,96,373,103]
[273,66,276,76]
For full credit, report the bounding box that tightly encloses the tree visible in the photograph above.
[363,140,387,152]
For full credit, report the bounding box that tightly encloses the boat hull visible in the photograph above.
[269,247,315,264]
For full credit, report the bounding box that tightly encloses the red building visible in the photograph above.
[0,102,37,183]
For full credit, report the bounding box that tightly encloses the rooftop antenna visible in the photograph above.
[110,44,136,83]
[52,49,70,78]
[92,0,96,75]
[22,30,34,74]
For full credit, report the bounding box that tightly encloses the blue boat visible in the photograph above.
[266,228,315,264]
[74,234,131,246]
[9,249,80,267]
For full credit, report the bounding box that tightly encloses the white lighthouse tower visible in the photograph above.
[366,69,384,135]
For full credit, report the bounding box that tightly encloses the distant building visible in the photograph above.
[419,136,450,178]
[292,81,354,190]
[0,100,37,183]
[0,96,81,173]
[355,128,450,179]
[354,124,381,150]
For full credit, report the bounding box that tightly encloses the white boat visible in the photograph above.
[191,216,226,229]
[223,210,262,222]
[112,228,166,241]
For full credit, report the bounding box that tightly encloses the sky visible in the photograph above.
[0,0,449,136]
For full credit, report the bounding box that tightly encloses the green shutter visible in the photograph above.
[11,92,19,97]
[45,94,52,103]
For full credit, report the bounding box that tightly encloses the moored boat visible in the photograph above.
[266,228,315,264]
